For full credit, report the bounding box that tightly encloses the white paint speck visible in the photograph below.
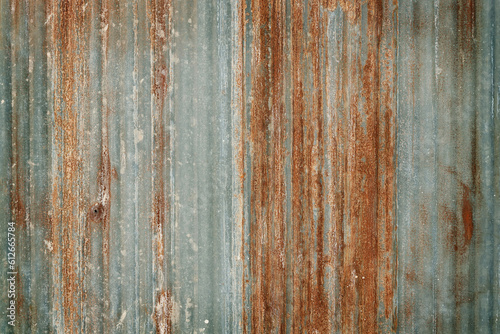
[44,240,53,252]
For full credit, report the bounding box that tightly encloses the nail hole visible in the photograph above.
[89,203,104,220]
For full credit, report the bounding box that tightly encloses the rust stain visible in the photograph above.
[51,0,87,330]
[111,166,118,180]
[50,0,112,330]
[377,0,397,325]
[323,0,338,12]
[149,0,169,263]
[442,166,476,252]
[289,1,332,331]
[461,186,474,246]
[267,0,287,331]
[307,0,329,331]
[339,15,360,334]
[153,290,173,334]
[88,202,105,222]
[339,0,361,23]
[290,0,306,331]
[149,0,172,331]
[457,0,478,250]
[335,0,396,332]
[237,0,398,331]
[96,146,111,237]
[457,0,476,57]
[354,2,381,331]
[248,0,272,331]
[405,270,418,284]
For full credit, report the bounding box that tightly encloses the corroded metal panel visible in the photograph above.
[0,0,498,333]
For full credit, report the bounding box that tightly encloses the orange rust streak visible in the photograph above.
[248,0,271,332]
[442,168,476,253]
[334,0,397,332]
[354,1,383,332]
[153,290,173,334]
[457,0,476,55]
[377,0,397,326]
[308,0,329,332]
[340,15,360,334]
[339,0,361,23]
[461,187,474,246]
[329,12,346,332]
[291,0,306,331]
[457,0,477,251]
[149,0,171,332]
[267,0,287,332]
[54,0,85,331]
[323,0,339,11]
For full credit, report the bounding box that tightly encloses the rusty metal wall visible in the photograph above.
[0,0,499,333]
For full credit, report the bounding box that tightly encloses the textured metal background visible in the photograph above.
[0,0,499,333]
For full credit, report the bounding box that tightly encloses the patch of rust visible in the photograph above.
[461,185,474,246]
[153,290,173,334]
[149,0,172,331]
[442,166,476,252]
[248,0,272,332]
[290,0,306,331]
[333,0,397,331]
[307,0,330,331]
[52,0,86,330]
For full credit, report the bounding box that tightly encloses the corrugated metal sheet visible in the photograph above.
[0,0,498,332]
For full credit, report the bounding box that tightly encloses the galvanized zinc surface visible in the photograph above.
[0,0,499,333]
